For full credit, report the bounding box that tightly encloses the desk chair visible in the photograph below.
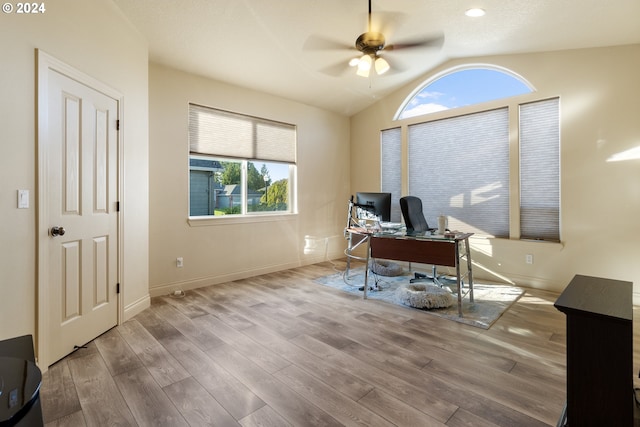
[399,196,441,284]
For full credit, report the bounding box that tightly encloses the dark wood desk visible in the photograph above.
[346,228,474,317]
[554,275,633,426]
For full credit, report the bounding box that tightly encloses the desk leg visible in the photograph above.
[455,243,463,317]
[465,237,474,303]
[346,232,352,275]
[363,235,371,299]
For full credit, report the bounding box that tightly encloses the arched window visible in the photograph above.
[396,65,534,120]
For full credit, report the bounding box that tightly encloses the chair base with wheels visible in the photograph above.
[411,268,462,289]
[400,195,461,289]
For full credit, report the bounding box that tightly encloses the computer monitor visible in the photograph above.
[355,192,391,222]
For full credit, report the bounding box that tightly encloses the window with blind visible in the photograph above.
[408,108,510,237]
[383,98,560,240]
[188,104,296,217]
[381,127,402,222]
[520,98,560,241]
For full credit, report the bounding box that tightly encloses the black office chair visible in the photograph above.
[399,196,442,284]
[400,196,433,234]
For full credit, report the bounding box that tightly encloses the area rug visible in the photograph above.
[314,268,524,329]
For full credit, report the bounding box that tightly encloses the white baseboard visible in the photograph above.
[148,250,344,298]
[123,294,151,321]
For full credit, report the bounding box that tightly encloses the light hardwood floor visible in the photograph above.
[40,260,575,426]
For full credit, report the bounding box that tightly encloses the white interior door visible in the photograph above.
[39,54,119,365]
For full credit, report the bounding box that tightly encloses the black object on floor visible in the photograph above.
[0,335,44,426]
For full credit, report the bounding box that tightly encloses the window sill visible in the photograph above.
[470,235,564,248]
[188,212,298,227]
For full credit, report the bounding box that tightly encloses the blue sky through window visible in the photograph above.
[262,162,290,182]
[399,68,533,119]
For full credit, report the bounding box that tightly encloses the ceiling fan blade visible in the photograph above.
[371,54,407,75]
[319,60,352,77]
[303,34,353,51]
[368,11,406,35]
[385,33,445,51]
[385,57,408,74]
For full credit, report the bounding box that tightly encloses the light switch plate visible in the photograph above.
[18,189,29,209]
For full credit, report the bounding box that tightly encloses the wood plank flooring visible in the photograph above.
[40,260,575,426]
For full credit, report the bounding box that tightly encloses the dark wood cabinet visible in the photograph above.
[554,274,633,426]
[0,335,44,426]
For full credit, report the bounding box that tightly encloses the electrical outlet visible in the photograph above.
[525,254,533,264]
[176,257,183,268]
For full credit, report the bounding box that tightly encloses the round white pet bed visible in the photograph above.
[395,283,454,309]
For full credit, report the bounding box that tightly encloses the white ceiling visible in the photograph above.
[113,0,640,116]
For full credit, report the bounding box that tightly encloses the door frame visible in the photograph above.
[36,50,124,369]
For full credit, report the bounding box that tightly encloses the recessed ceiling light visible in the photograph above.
[465,8,486,17]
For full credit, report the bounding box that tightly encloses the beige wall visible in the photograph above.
[148,63,350,296]
[0,1,149,344]
[351,45,640,299]
[1,0,638,351]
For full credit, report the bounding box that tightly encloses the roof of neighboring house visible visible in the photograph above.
[190,158,223,170]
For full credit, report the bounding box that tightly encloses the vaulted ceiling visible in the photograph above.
[113,0,640,116]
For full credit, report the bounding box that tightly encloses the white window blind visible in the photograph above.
[407,108,510,237]
[381,127,402,222]
[519,98,560,241]
[189,103,296,163]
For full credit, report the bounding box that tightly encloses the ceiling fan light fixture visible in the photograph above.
[356,67,371,78]
[356,54,372,77]
[349,57,360,67]
[356,67,370,78]
[465,8,486,17]
[374,57,390,75]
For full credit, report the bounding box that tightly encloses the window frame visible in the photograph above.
[384,66,560,242]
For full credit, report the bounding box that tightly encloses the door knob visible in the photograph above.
[50,226,66,237]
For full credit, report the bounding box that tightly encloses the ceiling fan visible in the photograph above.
[306,0,444,78]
